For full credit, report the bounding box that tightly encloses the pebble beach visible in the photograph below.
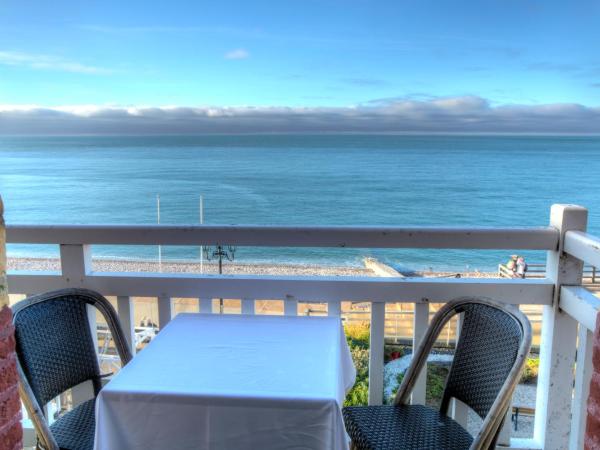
[7,256,499,278]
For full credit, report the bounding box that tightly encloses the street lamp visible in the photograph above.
[203,245,236,313]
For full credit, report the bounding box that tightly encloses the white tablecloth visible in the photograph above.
[94,313,356,450]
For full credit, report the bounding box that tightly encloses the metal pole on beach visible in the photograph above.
[157,194,162,272]
[200,196,204,273]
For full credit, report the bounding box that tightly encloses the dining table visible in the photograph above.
[93,313,357,450]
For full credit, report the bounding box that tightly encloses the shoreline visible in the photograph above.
[8,256,498,278]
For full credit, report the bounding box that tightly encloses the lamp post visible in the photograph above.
[203,245,236,313]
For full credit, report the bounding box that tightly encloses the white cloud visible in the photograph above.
[0,51,110,74]
[224,49,250,60]
[0,96,599,135]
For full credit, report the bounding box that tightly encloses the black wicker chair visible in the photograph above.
[12,288,133,450]
[343,297,532,450]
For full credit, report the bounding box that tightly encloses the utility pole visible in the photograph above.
[199,196,204,273]
[157,194,161,272]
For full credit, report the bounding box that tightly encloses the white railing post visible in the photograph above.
[570,324,594,450]
[451,313,469,428]
[157,294,173,329]
[60,243,99,408]
[284,295,298,316]
[59,243,92,286]
[411,302,429,405]
[497,407,514,447]
[59,244,95,340]
[451,400,469,429]
[117,296,136,355]
[241,298,255,315]
[368,301,385,405]
[86,304,99,354]
[328,301,341,317]
[535,204,587,449]
[71,381,95,408]
[199,298,212,313]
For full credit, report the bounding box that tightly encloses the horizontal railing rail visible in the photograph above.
[560,286,600,332]
[564,230,600,268]
[6,224,560,249]
[7,271,554,304]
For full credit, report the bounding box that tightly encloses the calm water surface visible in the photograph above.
[1,134,599,271]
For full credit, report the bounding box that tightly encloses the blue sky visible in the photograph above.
[0,0,599,133]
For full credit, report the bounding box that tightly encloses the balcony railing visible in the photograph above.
[6,204,600,450]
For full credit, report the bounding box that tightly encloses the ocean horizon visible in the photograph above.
[2,134,599,272]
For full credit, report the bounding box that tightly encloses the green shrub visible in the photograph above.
[425,365,449,407]
[344,345,370,406]
[392,365,449,407]
[345,379,369,406]
[345,322,370,349]
[351,347,369,379]
[343,323,453,408]
[343,323,371,406]
[521,357,539,384]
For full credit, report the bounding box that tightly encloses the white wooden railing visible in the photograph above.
[7,204,600,449]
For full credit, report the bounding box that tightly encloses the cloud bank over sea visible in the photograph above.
[1,96,599,135]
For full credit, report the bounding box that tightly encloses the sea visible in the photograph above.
[1,134,599,272]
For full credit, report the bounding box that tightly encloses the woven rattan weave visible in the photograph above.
[49,399,96,450]
[13,289,132,450]
[342,297,532,450]
[343,404,474,449]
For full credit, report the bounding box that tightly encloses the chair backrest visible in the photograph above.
[14,295,100,408]
[394,297,531,450]
[439,302,524,419]
[12,288,132,409]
